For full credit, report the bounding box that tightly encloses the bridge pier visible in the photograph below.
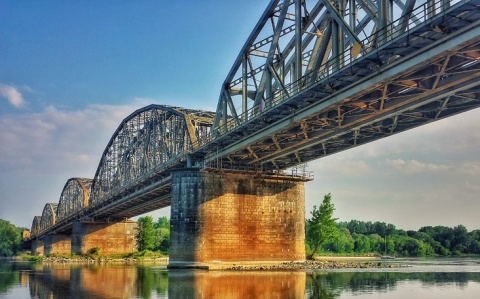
[44,234,71,255]
[168,168,308,269]
[31,238,44,256]
[71,220,137,255]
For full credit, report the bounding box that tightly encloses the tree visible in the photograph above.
[154,217,170,253]
[137,216,155,251]
[306,193,338,259]
[0,219,20,256]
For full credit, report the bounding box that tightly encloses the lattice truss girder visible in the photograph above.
[30,216,41,238]
[90,105,214,208]
[220,39,480,169]
[39,203,58,233]
[56,178,92,221]
[212,0,467,135]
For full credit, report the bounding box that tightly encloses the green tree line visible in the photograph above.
[136,216,170,253]
[0,219,24,257]
[305,194,480,257]
[2,194,479,258]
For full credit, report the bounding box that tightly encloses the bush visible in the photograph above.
[87,247,100,255]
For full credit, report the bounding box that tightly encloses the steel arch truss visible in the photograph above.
[39,203,58,233]
[90,104,214,207]
[57,178,92,221]
[210,30,480,170]
[212,0,463,135]
[30,216,42,238]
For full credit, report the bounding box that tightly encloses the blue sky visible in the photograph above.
[1,1,479,231]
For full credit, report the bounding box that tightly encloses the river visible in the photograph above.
[1,257,479,298]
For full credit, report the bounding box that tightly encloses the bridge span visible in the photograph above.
[29,0,480,267]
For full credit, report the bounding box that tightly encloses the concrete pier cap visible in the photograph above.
[168,167,311,269]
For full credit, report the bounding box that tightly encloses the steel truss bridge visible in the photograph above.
[30,0,480,239]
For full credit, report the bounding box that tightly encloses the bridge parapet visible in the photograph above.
[89,104,214,209]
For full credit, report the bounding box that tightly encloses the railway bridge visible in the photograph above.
[29,0,480,268]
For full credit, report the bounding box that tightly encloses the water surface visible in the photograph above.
[1,257,479,298]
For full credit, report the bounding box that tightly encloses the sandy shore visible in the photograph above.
[314,256,380,261]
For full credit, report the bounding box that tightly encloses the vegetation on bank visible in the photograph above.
[13,250,168,263]
[0,219,25,257]
[305,195,480,258]
[2,195,480,259]
[136,216,170,253]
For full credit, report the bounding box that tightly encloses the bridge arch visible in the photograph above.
[30,216,42,238]
[57,178,92,221]
[39,203,58,233]
[90,104,214,207]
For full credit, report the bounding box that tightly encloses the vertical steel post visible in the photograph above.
[332,19,340,71]
[349,0,356,62]
[242,54,248,121]
[222,90,227,133]
[349,0,356,33]
[266,68,272,108]
[378,0,388,45]
[295,0,303,87]
[339,0,345,68]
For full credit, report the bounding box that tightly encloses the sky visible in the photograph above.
[1,1,479,232]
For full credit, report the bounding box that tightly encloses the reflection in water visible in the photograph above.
[1,259,480,299]
[168,271,305,299]
[17,263,168,299]
[306,271,480,298]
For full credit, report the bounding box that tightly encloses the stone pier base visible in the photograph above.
[31,239,44,256]
[44,234,71,255]
[168,168,308,268]
[71,220,137,255]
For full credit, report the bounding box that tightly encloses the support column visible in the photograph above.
[44,234,71,255]
[31,238,44,256]
[169,168,307,269]
[71,220,137,255]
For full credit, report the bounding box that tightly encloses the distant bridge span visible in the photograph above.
[31,0,480,241]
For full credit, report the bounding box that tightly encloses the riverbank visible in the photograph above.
[223,259,404,270]
[11,253,169,265]
[11,255,405,270]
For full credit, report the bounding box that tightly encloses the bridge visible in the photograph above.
[29,0,480,267]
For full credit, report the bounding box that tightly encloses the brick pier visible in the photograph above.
[71,220,137,255]
[168,168,308,269]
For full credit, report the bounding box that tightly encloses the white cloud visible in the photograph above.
[458,162,480,175]
[384,158,453,173]
[310,154,372,179]
[0,100,166,228]
[465,181,480,194]
[0,83,27,108]
[345,108,480,159]
[0,102,146,176]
